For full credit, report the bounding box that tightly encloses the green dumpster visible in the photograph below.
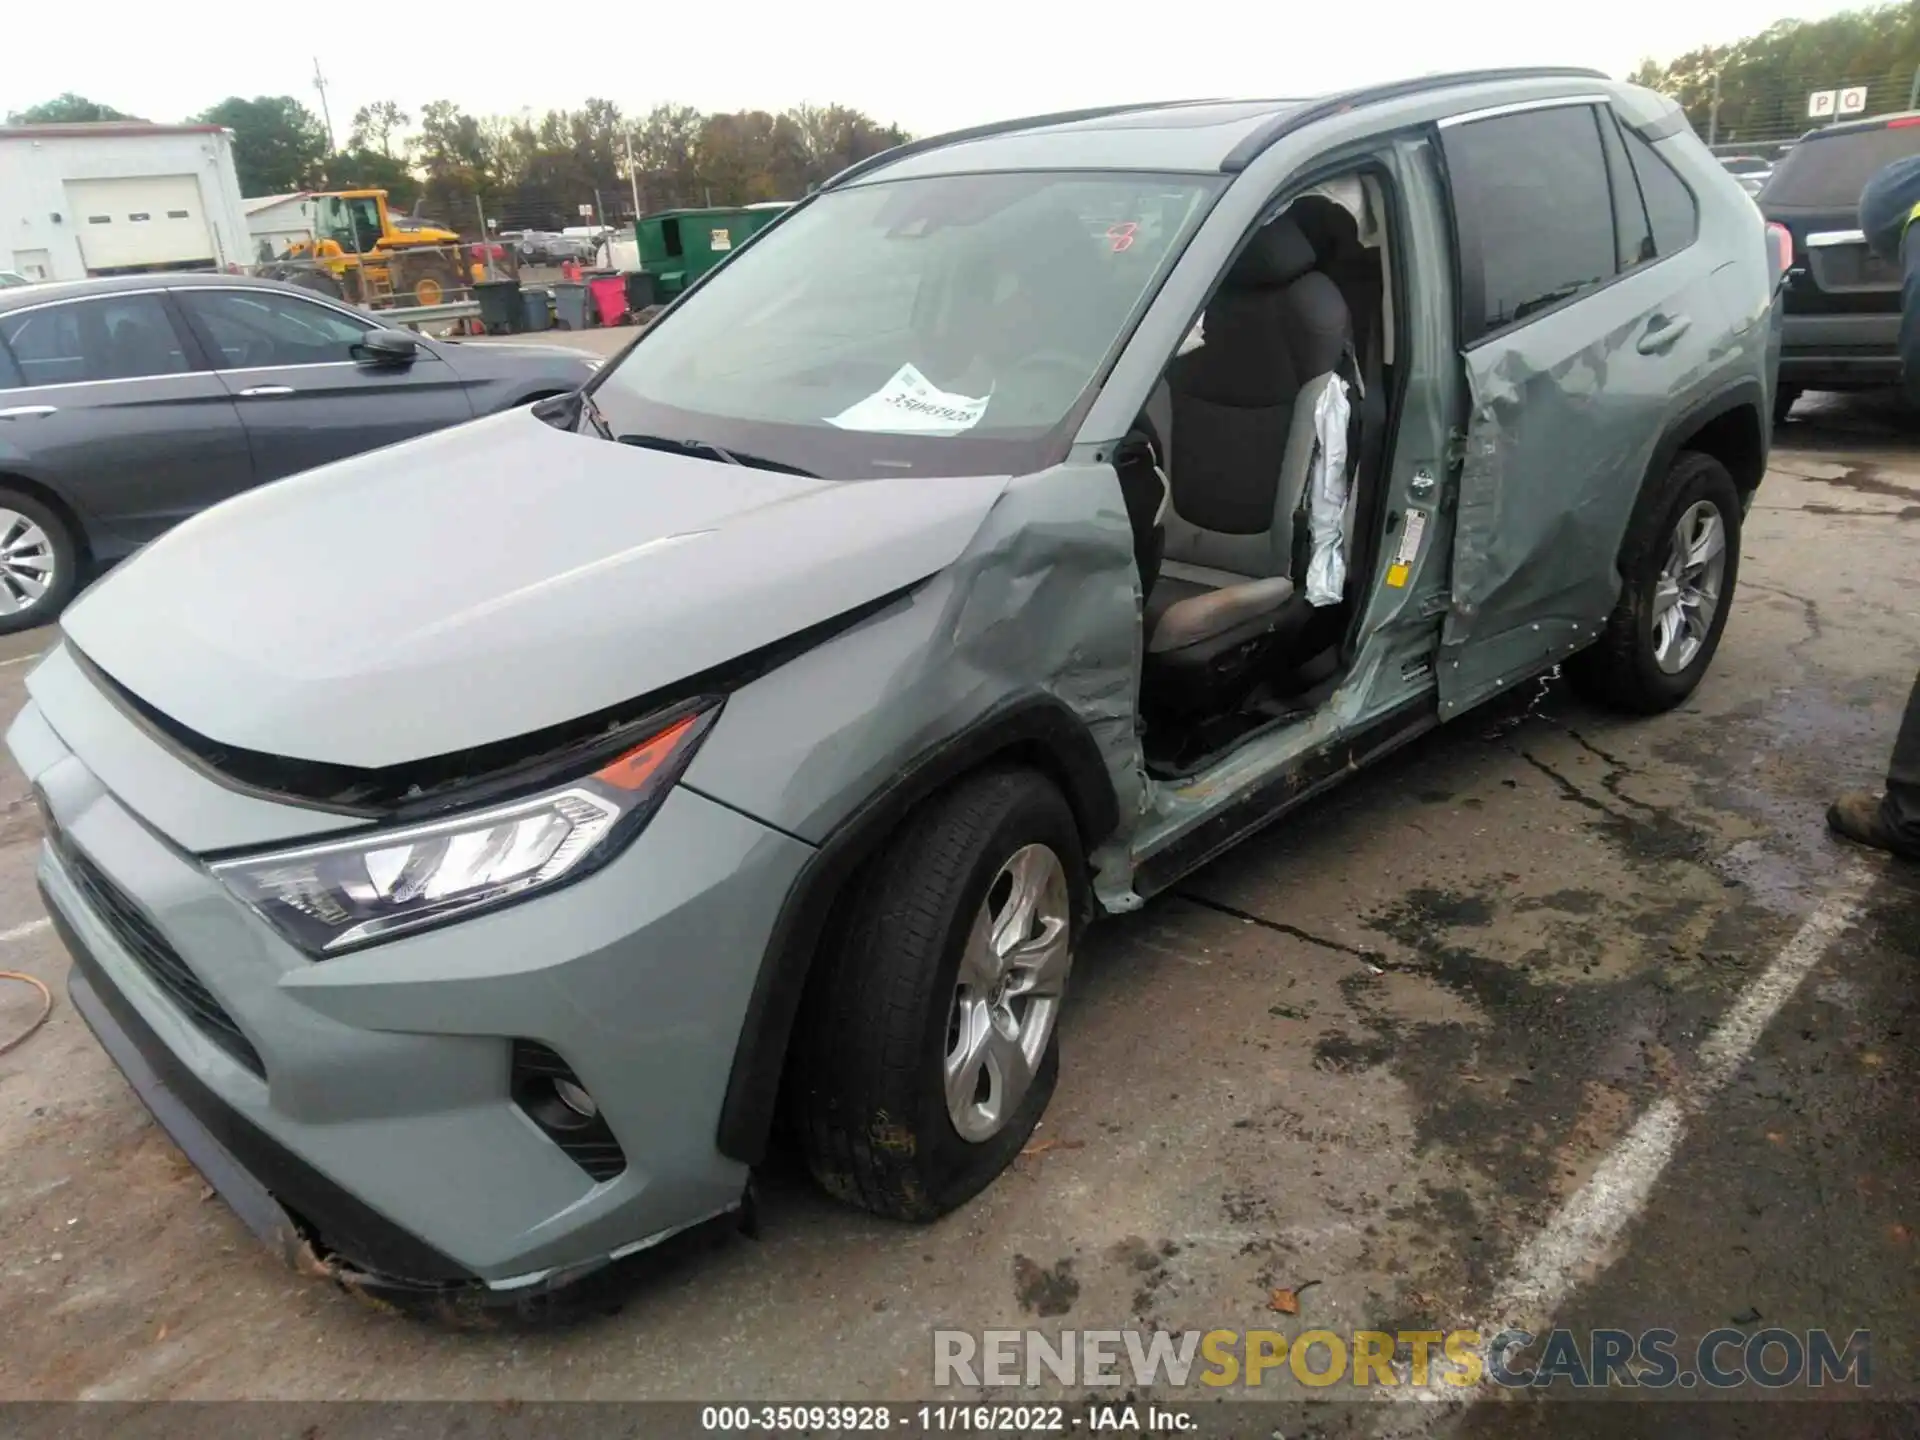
[631,204,789,297]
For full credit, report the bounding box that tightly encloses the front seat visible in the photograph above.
[1145,216,1353,716]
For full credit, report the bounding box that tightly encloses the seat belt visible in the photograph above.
[1340,312,1389,662]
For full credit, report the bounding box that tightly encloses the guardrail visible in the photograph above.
[373,299,481,329]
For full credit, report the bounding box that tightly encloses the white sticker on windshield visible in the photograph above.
[828,364,991,436]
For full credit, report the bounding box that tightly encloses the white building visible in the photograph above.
[242,191,318,263]
[0,122,249,282]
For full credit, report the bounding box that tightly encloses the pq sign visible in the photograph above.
[1809,87,1869,119]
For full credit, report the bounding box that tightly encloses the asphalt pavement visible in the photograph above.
[0,378,1912,1430]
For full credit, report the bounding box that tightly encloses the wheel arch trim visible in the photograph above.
[1607,377,1766,575]
[712,692,1120,1164]
[1649,377,1768,500]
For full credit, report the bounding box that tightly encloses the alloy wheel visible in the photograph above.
[1650,499,1726,675]
[0,510,56,616]
[944,843,1072,1142]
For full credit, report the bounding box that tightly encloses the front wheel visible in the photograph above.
[1568,450,1741,714]
[792,768,1085,1221]
[0,489,78,634]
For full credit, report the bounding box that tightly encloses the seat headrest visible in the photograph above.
[1225,217,1317,289]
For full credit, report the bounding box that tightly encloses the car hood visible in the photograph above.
[62,407,1009,770]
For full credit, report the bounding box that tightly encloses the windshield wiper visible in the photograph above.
[616,432,817,478]
[536,389,614,440]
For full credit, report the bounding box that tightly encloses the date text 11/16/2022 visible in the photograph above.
[699,1404,1195,1433]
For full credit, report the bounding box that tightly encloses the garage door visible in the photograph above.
[66,176,216,273]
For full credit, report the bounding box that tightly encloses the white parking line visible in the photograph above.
[0,651,43,668]
[0,918,50,944]
[1387,864,1873,1420]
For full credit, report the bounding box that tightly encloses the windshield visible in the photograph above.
[316,195,384,252]
[585,170,1222,478]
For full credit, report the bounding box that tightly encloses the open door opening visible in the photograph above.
[1128,173,1403,777]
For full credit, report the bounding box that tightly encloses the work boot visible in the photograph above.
[1827,791,1920,861]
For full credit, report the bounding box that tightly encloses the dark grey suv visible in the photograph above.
[1761,111,1920,416]
[0,274,600,631]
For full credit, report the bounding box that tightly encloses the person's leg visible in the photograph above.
[1829,670,1920,859]
[1902,233,1920,407]
[1882,669,1920,842]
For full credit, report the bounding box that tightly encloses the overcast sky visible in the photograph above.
[2,0,1874,140]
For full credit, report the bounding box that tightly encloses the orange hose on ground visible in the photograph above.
[0,971,52,1055]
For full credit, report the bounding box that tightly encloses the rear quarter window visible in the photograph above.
[1621,128,1699,256]
[1761,123,1920,210]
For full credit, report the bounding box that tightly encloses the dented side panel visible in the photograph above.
[682,460,1147,892]
[1439,245,1740,718]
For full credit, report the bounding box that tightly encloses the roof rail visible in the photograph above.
[1218,66,1611,172]
[820,99,1232,190]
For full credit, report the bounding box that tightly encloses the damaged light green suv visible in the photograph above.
[13,69,1779,1317]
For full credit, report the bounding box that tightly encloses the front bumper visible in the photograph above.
[18,665,814,1312]
[57,903,477,1307]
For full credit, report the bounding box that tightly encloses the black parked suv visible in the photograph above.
[1760,111,1920,418]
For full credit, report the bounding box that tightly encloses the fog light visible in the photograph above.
[510,1039,628,1180]
[553,1078,598,1119]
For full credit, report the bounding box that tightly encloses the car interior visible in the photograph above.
[1,298,190,386]
[1122,173,1399,776]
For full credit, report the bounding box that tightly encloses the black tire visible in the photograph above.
[396,255,464,307]
[0,488,79,634]
[1568,451,1741,715]
[1773,384,1803,426]
[792,768,1086,1222]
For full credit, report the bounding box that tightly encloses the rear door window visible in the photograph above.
[178,289,370,368]
[1597,109,1656,270]
[0,294,192,387]
[1441,103,1620,343]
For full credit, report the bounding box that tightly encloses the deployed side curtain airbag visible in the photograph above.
[1303,374,1353,607]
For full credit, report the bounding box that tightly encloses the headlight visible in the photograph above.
[212,704,715,955]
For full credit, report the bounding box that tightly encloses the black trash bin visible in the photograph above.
[623,270,659,315]
[474,278,523,335]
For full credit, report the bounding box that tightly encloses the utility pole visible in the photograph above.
[1708,70,1721,148]
[625,131,642,223]
[1908,62,1920,112]
[312,58,335,153]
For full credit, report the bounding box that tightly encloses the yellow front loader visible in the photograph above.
[270,191,473,307]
